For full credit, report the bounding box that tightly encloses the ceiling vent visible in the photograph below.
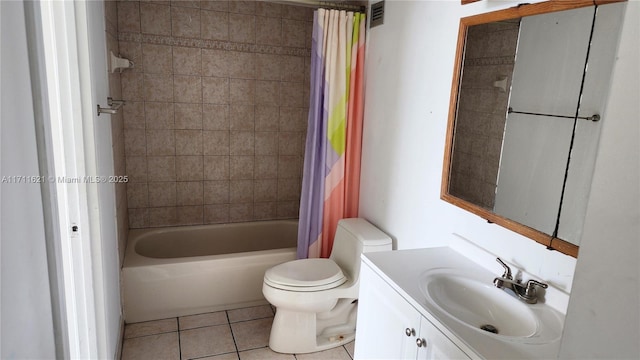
[370,1,384,28]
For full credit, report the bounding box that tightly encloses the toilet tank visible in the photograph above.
[330,218,392,280]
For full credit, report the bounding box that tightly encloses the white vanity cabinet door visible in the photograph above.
[355,263,422,360]
[417,317,471,360]
[355,262,472,360]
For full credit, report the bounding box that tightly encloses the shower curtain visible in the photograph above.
[297,9,366,259]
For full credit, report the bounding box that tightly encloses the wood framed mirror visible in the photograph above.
[441,0,627,258]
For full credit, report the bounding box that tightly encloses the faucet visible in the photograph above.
[493,258,548,304]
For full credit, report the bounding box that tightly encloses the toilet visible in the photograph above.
[262,218,392,354]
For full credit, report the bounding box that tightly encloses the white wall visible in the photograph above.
[0,1,56,358]
[559,1,639,357]
[360,0,638,356]
[360,0,575,295]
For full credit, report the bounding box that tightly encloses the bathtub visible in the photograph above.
[122,220,297,323]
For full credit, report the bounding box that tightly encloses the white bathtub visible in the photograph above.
[122,220,297,323]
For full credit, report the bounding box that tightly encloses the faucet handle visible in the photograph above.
[524,279,548,297]
[496,258,512,280]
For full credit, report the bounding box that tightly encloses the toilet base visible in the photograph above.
[268,299,357,354]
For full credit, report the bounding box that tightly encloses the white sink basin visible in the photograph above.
[420,270,538,338]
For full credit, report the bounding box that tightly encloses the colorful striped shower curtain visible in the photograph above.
[297,9,366,259]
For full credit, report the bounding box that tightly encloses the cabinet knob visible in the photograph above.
[405,328,416,337]
[416,338,427,348]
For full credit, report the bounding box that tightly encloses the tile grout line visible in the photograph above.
[345,343,354,360]
[224,309,242,358]
[188,350,238,360]
[122,329,177,341]
[176,316,183,360]
[175,314,272,333]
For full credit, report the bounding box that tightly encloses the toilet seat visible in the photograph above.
[264,258,347,291]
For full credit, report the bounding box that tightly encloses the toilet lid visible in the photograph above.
[264,258,347,291]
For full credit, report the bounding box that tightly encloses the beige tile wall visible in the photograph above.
[106,0,130,264]
[450,21,520,210]
[116,0,312,228]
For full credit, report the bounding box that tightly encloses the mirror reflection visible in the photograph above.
[445,2,625,254]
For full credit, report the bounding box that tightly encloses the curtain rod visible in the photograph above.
[270,0,367,12]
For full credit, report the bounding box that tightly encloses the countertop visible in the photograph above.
[362,247,565,359]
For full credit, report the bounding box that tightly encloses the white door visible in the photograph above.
[355,264,421,359]
[36,1,121,358]
[417,317,470,360]
[78,1,122,358]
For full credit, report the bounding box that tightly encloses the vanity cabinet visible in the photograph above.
[355,262,471,360]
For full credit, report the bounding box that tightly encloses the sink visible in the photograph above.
[420,270,539,338]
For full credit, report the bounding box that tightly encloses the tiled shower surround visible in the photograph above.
[449,20,519,210]
[116,0,313,228]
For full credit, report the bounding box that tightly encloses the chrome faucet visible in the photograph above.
[493,258,548,304]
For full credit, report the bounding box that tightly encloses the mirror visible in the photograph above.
[442,0,626,257]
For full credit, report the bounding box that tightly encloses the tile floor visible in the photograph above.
[121,305,355,360]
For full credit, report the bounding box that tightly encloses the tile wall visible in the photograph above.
[449,20,519,210]
[116,0,313,228]
[105,1,130,264]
